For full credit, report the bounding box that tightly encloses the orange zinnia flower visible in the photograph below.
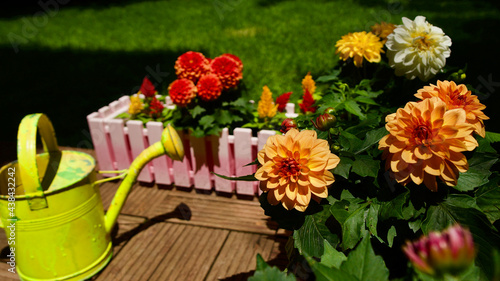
[378,97,478,191]
[415,80,489,137]
[255,129,340,211]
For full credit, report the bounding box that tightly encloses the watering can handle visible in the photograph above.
[17,114,60,210]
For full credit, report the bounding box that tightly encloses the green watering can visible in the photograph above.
[0,113,184,280]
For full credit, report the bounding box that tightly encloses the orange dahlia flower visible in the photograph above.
[370,21,396,43]
[415,80,489,137]
[197,74,222,102]
[255,129,340,211]
[210,55,243,89]
[168,78,197,107]
[174,51,210,83]
[379,97,478,191]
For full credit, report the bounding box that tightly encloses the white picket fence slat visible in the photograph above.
[87,95,297,196]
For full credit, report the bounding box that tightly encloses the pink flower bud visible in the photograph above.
[403,224,476,277]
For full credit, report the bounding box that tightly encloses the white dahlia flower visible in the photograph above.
[385,16,452,81]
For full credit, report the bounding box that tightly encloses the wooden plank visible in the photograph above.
[190,135,212,190]
[233,128,255,195]
[147,189,278,235]
[126,120,153,183]
[205,231,276,280]
[107,119,132,171]
[146,122,173,185]
[148,225,229,281]
[96,223,188,281]
[212,128,235,193]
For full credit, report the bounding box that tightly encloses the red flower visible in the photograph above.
[197,74,223,102]
[149,97,164,118]
[276,92,292,112]
[299,89,316,113]
[174,51,210,83]
[139,76,157,98]
[221,53,243,72]
[210,55,243,89]
[168,78,197,107]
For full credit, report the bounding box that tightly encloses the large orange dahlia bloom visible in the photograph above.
[415,80,489,137]
[378,97,478,191]
[168,78,197,107]
[255,129,340,211]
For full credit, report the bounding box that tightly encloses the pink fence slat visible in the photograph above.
[212,128,235,193]
[233,128,256,195]
[146,122,173,185]
[118,95,130,107]
[98,106,113,119]
[107,119,132,171]
[257,130,276,195]
[87,113,115,176]
[172,130,193,188]
[126,120,153,183]
[190,135,212,190]
[109,100,121,113]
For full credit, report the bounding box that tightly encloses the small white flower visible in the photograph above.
[385,16,452,81]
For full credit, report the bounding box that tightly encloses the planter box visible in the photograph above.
[87,95,297,196]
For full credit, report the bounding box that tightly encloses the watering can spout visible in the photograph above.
[104,124,184,233]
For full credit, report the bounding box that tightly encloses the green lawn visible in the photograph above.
[0,0,499,147]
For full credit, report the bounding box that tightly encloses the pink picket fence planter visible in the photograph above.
[87,95,297,196]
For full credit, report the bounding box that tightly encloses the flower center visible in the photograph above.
[278,157,301,177]
[413,34,432,51]
[413,125,432,144]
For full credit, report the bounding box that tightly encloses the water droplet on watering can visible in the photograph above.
[30,255,34,259]
[92,238,96,242]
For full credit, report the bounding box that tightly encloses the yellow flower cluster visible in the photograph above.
[335,31,384,67]
[257,85,278,119]
[302,72,316,94]
[128,95,144,115]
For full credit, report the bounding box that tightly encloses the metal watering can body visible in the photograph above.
[0,114,184,280]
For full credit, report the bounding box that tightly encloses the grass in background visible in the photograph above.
[0,0,498,148]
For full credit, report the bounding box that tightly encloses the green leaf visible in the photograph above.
[379,191,410,220]
[330,198,370,250]
[294,205,340,257]
[351,155,380,178]
[485,131,500,143]
[199,115,215,130]
[455,152,498,191]
[387,226,396,247]
[321,240,347,269]
[344,100,366,119]
[212,172,257,181]
[339,131,363,153]
[256,254,269,271]
[354,96,378,105]
[305,255,359,281]
[191,105,206,118]
[476,176,500,223]
[340,234,390,281]
[249,254,296,281]
[354,127,388,155]
[332,157,353,179]
[366,203,381,240]
[215,109,234,125]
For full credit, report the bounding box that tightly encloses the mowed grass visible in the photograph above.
[0,0,499,146]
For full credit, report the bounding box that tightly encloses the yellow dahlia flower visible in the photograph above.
[335,31,384,67]
[255,129,340,211]
[128,95,144,115]
[371,21,396,43]
[385,16,452,81]
[415,80,489,138]
[378,97,478,192]
[302,72,316,94]
[257,85,278,119]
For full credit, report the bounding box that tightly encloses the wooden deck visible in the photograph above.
[0,147,289,281]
